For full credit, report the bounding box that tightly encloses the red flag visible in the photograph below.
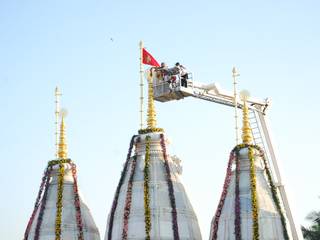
[142,48,160,67]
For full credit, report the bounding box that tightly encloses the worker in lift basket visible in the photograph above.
[155,62,169,82]
[175,62,188,87]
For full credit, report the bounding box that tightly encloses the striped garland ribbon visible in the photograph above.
[122,156,137,240]
[144,135,152,240]
[55,162,65,240]
[71,163,84,240]
[210,150,236,239]
[248,146,259,240]
[160,134,180,240]
[234,149,241,240]
[107,135,136,240]
[256,146,289,240]
[34,166,52,240]
[23,166,50,240]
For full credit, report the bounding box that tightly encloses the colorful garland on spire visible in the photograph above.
[234,149,241,240]
[34,166,52,240]
[122,156,137,240]
[257,146,289,240]
[55,162,65,240]
[210,151,236,239]
[144,135,152,240]
[107,135,136,240]
[160,134,180,240]
[71,163,84,240]
[24,166,50,240]
[248,146,259,240]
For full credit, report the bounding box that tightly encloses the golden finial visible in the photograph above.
[146,72,157,128]
[58,109,68,159]
[240,90,253,144]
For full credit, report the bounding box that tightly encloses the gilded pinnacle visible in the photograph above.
[58,116,67,159]
[147,74,157,128]
[241,96,253,144]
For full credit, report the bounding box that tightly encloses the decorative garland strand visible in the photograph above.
[122,156,137,240]
[144,135,152,240]
[248,146,259,240]
[23,166,50,240]
[55,162,65,240]
[234,149,241,240]
[107,135,136,240]
[159,134,180,240]
[34,166,53,240]
[210,150,236,240]
[71,163,84,240]
[256,146,289,240]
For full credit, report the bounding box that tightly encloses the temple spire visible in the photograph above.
[146,73,157,128]
[58,111,68,159]
[240,90,252,144]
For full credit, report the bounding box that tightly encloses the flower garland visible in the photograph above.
[234,148,241,240]
[160,134,180,240]
[138,127,164,135]
[122,155,137,240]
[248,146,259,240]
[55,162,65,240]
[256,146,289,240]
[71,163,84,240]
[34,166,52,240]
[144,135,152,240]
[107,135,136,240]
[48,158,71,167]
[210,150,236,240]
[23,166,50,240]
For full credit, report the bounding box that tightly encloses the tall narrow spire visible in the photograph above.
[240,90,252,144]
[146,73,157,128]
[58,112,67,159]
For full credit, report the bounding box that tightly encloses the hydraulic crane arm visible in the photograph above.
[152,74,302,240]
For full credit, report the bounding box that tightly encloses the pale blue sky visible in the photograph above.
[1,0,320,239]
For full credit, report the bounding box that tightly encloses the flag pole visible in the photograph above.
[232,67,240,145]
[139,41,144,129]
[55,86,62,158]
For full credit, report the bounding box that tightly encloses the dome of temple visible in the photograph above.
[24,160,101,240]
[209,96,292,240]
[105,132,202,240]
[23,111,100,240]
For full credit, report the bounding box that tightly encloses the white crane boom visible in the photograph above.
[152,74,303,240]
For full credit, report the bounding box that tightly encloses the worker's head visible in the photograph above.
[161,62,166,67]
[175,62,180,66]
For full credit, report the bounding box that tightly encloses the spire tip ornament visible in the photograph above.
[240,90,253,144]
[58,108,68,159]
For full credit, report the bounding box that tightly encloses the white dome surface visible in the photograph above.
[105,132,202,240]
[26,162,100,240]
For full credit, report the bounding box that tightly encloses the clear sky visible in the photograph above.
[0,0,319,239]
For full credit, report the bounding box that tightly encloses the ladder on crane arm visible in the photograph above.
[150,71,302,240]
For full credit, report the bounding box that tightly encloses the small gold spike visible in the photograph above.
[146,73,157,128]
[240,90,253,144]
[58,111,68,159]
